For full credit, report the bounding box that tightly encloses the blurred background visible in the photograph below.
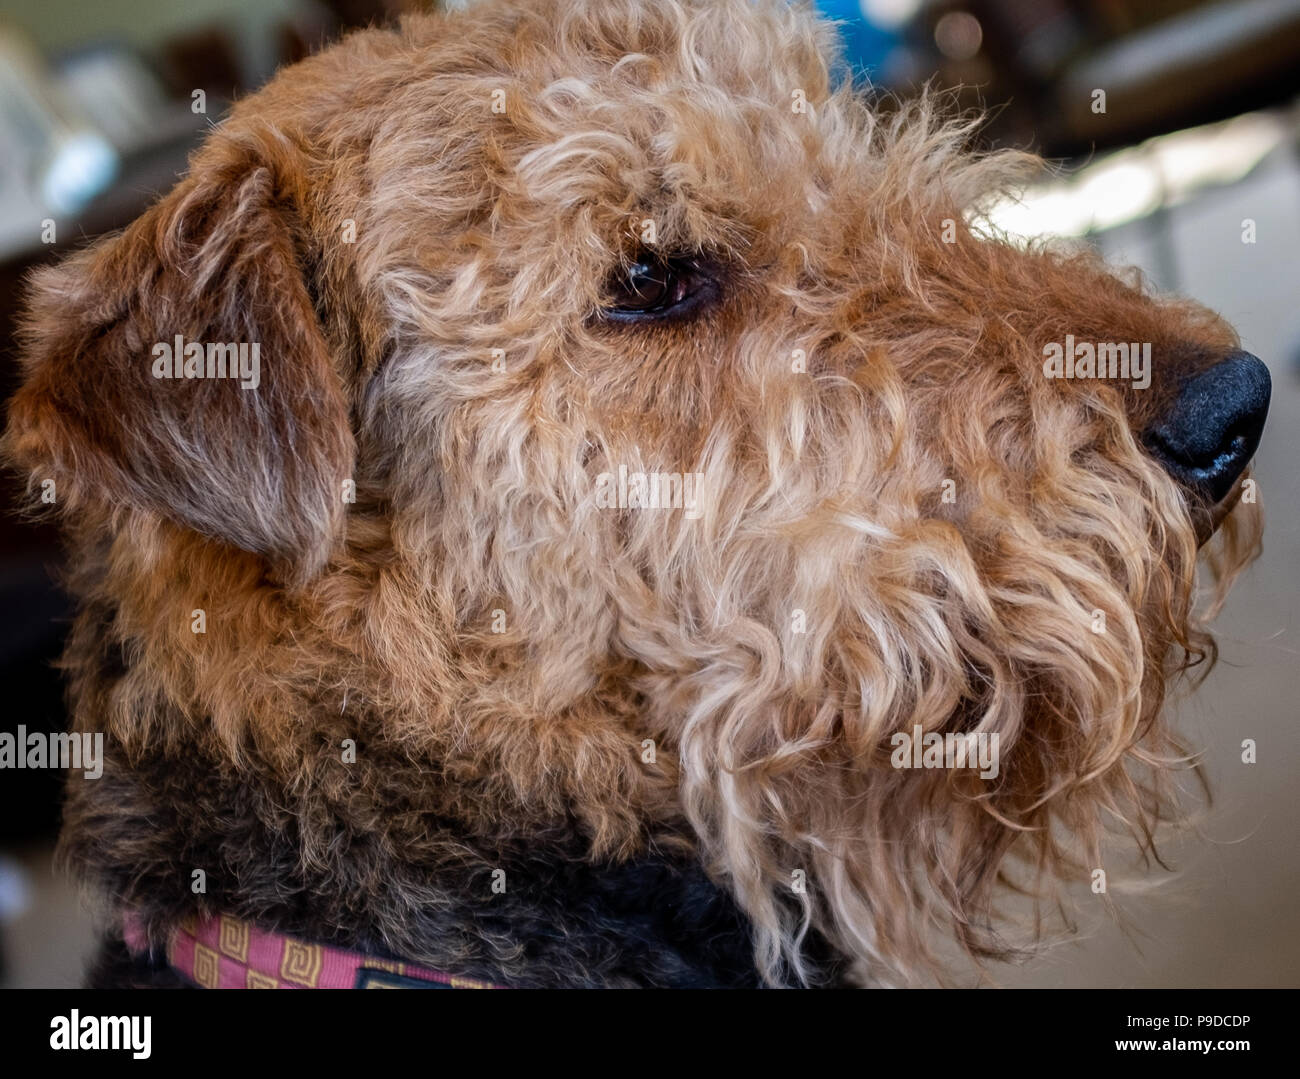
[0,0,1296,987]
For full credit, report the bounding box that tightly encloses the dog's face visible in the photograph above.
[5,0,1267,984]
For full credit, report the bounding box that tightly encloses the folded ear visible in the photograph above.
[4,133,355,581]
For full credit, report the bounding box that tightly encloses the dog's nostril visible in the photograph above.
[1143,350,1271,503]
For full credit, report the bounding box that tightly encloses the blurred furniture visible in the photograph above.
[916,0,1300,157]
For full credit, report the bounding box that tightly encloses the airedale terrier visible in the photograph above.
[3,0,1269,988]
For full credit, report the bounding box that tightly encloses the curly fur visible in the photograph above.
[3,0,1262,987]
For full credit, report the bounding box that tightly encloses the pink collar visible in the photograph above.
[123,912,502,989]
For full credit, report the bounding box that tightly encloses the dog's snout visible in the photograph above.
[1143,350,1270,503]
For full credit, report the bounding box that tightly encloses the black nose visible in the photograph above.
[1143,351,1270,503]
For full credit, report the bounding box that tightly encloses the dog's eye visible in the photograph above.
[602,253,713,322]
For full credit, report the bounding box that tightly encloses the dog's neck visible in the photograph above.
[58,558,848,988]
[68,737,806,987]
[62,616,843,988]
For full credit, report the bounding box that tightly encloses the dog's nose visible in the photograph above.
[1143,350,1270,503]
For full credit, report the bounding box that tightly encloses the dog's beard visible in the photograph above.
[638,374,1264,987]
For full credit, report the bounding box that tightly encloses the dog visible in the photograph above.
[2,0,1269,988]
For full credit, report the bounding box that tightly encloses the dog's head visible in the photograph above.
[5,0,1267,984]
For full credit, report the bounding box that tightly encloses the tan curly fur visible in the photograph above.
[3,0,1262,986]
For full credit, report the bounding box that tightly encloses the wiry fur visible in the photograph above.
[3,0,1262,987]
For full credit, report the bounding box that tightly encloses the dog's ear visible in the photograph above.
[5,133,354,581]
